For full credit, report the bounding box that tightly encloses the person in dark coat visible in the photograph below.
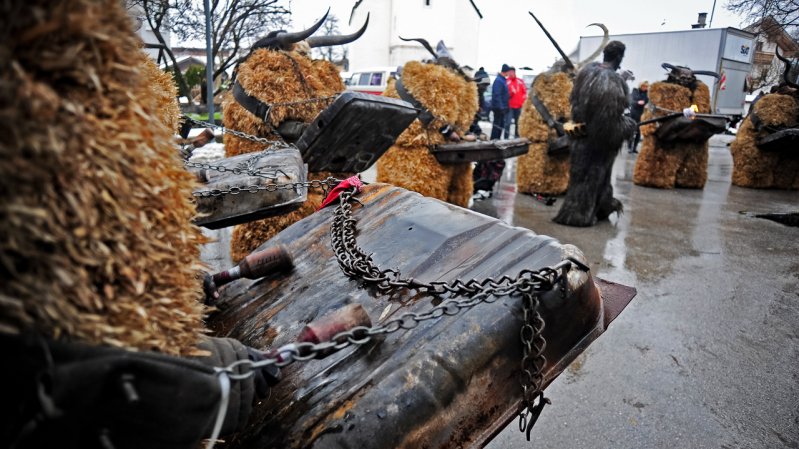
[490,64,511,139]
[628,81,649,153]
[472,64,511,200]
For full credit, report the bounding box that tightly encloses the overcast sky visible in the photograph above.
[290,0,750,72]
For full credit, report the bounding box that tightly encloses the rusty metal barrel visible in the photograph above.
[207,184,634,448]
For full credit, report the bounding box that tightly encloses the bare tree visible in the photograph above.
[312,15,346,64]
[727,0,799,37]
[129,0,291,99]
[127,0,194,103]
[172,0,290,96]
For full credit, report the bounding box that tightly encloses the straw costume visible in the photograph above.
[224,13,368,262]
[376,39,478,208]
[633,66,716,189]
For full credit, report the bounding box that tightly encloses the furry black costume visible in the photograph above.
[553,41,635,227]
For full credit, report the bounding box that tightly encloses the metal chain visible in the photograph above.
[182,115,287,147]
[192,177,339,198]
[212,184,585,441]
[184,150,290,180]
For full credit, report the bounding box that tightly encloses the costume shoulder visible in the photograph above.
[571,62,629,125]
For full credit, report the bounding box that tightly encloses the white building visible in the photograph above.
[347,0,482,71]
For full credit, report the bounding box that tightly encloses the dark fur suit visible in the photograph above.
[553,41,635,227]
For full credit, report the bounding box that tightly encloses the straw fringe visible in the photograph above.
[0,0,209,355]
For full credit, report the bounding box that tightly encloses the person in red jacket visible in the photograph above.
[507,67,528,138]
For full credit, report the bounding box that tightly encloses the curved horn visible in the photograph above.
[528,11,574,70]
[307,13,369,47]
[576,23,609,66]
[276,8,329,47]
[692,70,721,79]
[399,36,438,59]
[775,47,799,89]
[661,62,677,71]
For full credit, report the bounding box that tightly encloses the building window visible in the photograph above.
[755,41,763,51]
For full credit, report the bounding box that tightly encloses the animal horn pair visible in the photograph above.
[775,47,799,89]
[528,12,608,69]
[662,63,721,79]
[307,14,370,47]
[275,8,330,48]
[399,36,438,59]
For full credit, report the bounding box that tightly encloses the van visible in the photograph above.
[346,66,399,95]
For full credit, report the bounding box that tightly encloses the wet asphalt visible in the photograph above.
[481,136,799,449]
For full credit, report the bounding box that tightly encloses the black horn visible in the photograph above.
[576,23,609,66]
[661,62,678,71]
[307,13,369,47]
[275,8,330,47]
[775,47,799,89]
[528,11,574,70]
[399,36,438,59]
[692,70,721,79]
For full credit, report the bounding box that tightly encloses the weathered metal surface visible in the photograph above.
[296,92,418,173]
[191,147,307,229]
[206,184,635,449]
[756,127,799,152]
[432,138,531,164]
[655,115,727,143]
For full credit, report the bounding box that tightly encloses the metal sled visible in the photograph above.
[191,147,307,229]
[431,138,531,164]
[756,127,799,152]
[207,184,636,449]
[296,92,419,173]
[655,115,727,143]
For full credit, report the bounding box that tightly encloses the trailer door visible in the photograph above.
[715,61,749,115]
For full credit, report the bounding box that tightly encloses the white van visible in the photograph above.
[346,66,399,95]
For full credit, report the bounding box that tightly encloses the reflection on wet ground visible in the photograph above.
[484,136,799,448]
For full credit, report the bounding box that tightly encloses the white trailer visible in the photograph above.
[577,27,755,116]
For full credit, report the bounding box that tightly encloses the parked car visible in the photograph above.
[345,66,399,95]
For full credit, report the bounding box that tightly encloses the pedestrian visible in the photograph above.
[628,81,648,153]
[507,67,527,138]
[490,64,511,140]
[474,66,490,120]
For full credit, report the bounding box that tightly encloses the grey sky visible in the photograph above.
[290,0,749,73]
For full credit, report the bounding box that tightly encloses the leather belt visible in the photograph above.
[233,81,272,122]
[396,79,435,126]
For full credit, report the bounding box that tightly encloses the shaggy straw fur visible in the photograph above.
[633,81,711,189]
[138,50,182,133]
[516,72,572,195]
[730,94,799,189]
[0,0,209,355]
[376,61,478,207]
[224,48,348,261]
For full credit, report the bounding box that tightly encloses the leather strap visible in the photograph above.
[233,81,272,122]
[396,79,435,126]
[530,94,565,136]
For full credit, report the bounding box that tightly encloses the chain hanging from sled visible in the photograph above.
[209,183,585,440]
